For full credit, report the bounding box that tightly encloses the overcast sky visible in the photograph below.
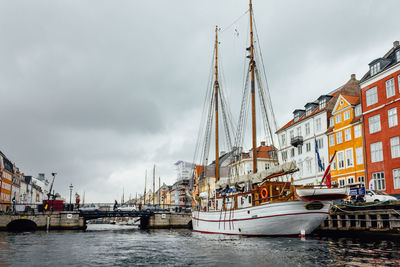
[0,0,399,202]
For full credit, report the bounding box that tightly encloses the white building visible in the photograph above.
[276,74,361,185]
[230,142,278,177]
[174,161,195,181]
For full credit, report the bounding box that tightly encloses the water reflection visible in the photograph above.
[0,225,399,266]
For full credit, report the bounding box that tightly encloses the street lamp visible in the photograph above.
[69,184,73,209]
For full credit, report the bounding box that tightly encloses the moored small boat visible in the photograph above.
[296,187,349,201]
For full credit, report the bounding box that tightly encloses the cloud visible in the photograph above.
[0,0,399,202]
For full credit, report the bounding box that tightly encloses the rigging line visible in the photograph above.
[252,12,280,149]
[256,67,275,148]
[237,68,251,151]
[199,69,215,167]
[219,52,236,149]
[194,47,216,167]
[220,9,249,34]
[202,93,215,166]
[192,60,213,173]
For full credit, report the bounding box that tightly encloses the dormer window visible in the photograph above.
[294,113,300,122]
[306,107,312,116]
[319,98,326,109]
[293,109,305,122]
[370,62,381,76]
[396,50,400,62]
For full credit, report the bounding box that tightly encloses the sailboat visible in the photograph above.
[191,0,331,236]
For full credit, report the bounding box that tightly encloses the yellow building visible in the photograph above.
[327,94,365,187]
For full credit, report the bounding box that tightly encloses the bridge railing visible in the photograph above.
[79,203,193,213]
[0,201,193,215]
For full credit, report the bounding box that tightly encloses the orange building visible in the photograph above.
[327,94,365,187]
[0,152,13,211]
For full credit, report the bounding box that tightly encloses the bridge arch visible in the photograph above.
[7,219,37,232]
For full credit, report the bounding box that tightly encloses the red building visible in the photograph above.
[360,41,400,196]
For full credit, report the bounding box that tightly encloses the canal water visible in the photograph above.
[0,224,399,266]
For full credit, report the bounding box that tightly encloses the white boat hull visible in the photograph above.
[192,201,330,236]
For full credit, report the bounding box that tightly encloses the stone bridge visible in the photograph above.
[0,212,85,231]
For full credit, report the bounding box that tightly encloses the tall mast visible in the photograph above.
[214,25,220,183]
[153,165,155,205]
[249,0,257,174]
[158,176,161,205]
[143,170,147,205]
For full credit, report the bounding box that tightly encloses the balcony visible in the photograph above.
[290,136,303,147]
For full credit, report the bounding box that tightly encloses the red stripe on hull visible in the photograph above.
[192,229,300,237]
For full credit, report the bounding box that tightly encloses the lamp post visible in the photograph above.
[69,184,73,210]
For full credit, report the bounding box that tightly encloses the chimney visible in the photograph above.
[261,141,266,146]
[351,74,356,80]
[394,41,399,48]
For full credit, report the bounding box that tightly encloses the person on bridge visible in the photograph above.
[113,200,118,211]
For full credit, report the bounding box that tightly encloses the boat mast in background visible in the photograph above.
[249,0,257,174]
[214,25,220,183]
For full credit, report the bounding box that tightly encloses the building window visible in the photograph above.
[388,108,398,128]
[355,105,362,117]
[329,135,335,147]
[289,130,294,140]
[373,172,385,191]
[305,123,310,136]
[386,78,395,98]
[297,127,302,137]
[318,157,325,172]
[368,115,381,134]
[345,148,354,168]
[329,117,334,127]
[281,151,287,161]
[394,168,400,189]
[358,176,365,184]
[354,125,361,138]
[338,178,345,188]
[390,136,400,158]
[371,142,383,163]
[298,145,303,155]
[317,138,323,149]
[306,142,311,152]
[344,128,352,142]
[315,118,321,132]
[370,62,380,76]
[347,176,355,184]
[331,154,336,170]
[306,160,312,173]
[366,87,378,106]
[356,147,363,165]
[335,114,342,123]
[344,110,350,121]
[290,148,295,158]
[306,107,312,116]
[337,151,345,169]
[319,98,326,109]
[336,132,343,144]
[281,134,286,146]
[397,50,400,62]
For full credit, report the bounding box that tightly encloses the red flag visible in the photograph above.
[321,152,336,188]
